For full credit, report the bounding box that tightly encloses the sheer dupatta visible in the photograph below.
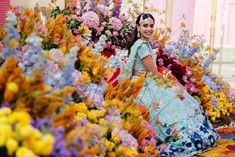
[118,39,147,84]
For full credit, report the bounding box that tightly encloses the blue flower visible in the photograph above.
[2,12,20,60]
[166,128,172,135]
[208,135,216,146]
[186,143,192,147]
[190,132,203,151]
[200,126,209,133]
[18,35,48,76]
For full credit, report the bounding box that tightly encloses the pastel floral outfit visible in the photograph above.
[129,39,218,157]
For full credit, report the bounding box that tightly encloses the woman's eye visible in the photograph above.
[150,25,154,28]
[143,24,148,27]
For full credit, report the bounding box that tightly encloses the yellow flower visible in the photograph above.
[6,82,19,93]
[9,39,19,48]
[0,108,12,117]
[87,109,106,123]
[6,138,18,156]
[16,147,38,157]
[79,25,89,37]
[92,63,101,76]
[43,84,52,91]
[9,111,31,125]
[40,134,54,155]
[31,130,42,139]
[0,116,8,124]
[75,112,87,121]
[99,118,109,126]
[111,132,120,143]
[76,103,88,114]
[122,120,131,131]
[0,124,12,146]
[116,146,138,157]
[32,141,44,155]
[81,71,91,83]
[60,46,67,53]
[87,110,97,122]
[19,125,34,138]
[104,139,115,151]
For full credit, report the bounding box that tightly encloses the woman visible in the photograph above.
[126,13,218,156]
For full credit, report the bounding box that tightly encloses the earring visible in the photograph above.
[137,31,140,38]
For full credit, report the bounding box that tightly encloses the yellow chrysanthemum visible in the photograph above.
[16,147,38,157]
[6,138,18,156]
[0,108,12,117]
[0,124,12,146]
[79,25,90,37]
[104,139,115,151]
[75,112,87,121]
[8,111,31,125]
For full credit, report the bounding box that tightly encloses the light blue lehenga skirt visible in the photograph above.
[132,76,218,157]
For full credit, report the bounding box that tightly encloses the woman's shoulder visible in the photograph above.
[132,39,149,49]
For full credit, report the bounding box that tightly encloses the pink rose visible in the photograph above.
[113,31,118,36]
[74,29,79,34]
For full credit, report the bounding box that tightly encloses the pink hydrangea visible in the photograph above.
[96,4,109,17]
[109,17,123,31]
[81,11,99,29]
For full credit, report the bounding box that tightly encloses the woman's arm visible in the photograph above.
[142,55,158,74]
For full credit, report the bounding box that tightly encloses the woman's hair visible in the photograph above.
[127,13,155,55]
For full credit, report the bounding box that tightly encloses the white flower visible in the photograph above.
[6,12,17,25]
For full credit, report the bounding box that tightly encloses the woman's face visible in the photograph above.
[137,17,154,41]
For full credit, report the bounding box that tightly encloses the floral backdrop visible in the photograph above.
[0,0,234,156]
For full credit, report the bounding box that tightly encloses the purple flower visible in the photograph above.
[31,118,53,130]
[112,128,138,149]
[0,102,11,108]
[211,96,218,108]
[50,49,64,63]
[112,0,122,17]
[109,17,123,31]
[97,4,109,17]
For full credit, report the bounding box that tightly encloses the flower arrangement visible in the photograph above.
[0,108,55,157]
[155,29,234,123]
[0,56,75,117]
[50,0,134,54]
[1,7,162,156]
[1,1,235,156]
